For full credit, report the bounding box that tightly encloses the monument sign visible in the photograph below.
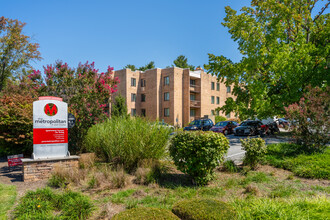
[33,96,68,159]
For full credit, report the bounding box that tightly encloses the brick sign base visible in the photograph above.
[21,156,79,182]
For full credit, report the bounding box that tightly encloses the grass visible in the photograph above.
[265,143,330,179]
[0,183,17,219]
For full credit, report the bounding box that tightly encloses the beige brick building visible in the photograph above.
[113,67,235,127]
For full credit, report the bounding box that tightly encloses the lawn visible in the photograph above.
[265,143,330,179]
[0,183,17,219]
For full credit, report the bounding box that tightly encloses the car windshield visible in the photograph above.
[240,121,255,126]
[215,122,228,126]
[189,120,201,126]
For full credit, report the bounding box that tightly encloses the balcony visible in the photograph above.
[190,100,200,108]
[189,84,200,93]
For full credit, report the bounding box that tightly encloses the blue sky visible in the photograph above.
[2,0,326,72]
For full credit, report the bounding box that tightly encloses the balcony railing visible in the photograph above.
[189,84,200,93]
[190,100,200,108]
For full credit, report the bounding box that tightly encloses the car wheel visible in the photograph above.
[224,130,228,135]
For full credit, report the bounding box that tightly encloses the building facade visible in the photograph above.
[113,67,235,127]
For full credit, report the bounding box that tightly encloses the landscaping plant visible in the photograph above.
[84,117,171,172]
[285,85,330,153]
[169,131,229,185]
[241,137,267,170]
[112,207,180,220]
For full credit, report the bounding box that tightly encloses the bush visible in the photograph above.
[221,160,239,173]
[84,117,171,172]
[215,115,227,123]
[14,188,94,219]
[241,137,267,170]
[112,207,179,220]
[285,85,330,152]
[172,198,236,220]
[266,143,330,179]
[169,131,229,185]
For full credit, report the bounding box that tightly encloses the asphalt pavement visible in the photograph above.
[225,133,290,163]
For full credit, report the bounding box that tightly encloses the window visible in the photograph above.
[131,93,136,102]
[217,83,220,91]
[211,96,215,104]
[131,108,136,116]
[216,97,220,104]
[190,79,196,86]
[190,94,196,101]
[211,110,215,115]
[216,110,219,116]
[211,82,215,90]
[226,113,231,118]
[190,109,196,117]
[164,108,170,117]
[141,79,146,87]
[141,94,146,102]
[141,109,146,117]
[164,76,169,85]
[131,78,136,87]
[227,86,231,93]
[164,92,170,101]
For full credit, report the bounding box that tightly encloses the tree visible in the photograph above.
[173,55,195,71]
[112,94,128,117]
[0,17,41,92]
[124,64,137,71]
[28,61,120,153]
[204,0,329,120]
[138,61,155,71]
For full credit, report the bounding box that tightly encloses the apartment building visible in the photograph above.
[113,67,235,127]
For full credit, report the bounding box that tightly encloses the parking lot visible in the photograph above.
[225,133,290,163]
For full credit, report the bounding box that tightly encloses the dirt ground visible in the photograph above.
[0,157,47,197]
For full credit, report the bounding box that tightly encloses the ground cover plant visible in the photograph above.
[0,183,17,219]
[265,143,330,179]
[14,188,94,219]
[169,131,229,185]
[84,117,172,172]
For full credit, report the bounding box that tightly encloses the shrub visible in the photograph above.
[84,117,171,172]
[241,137,267,170]
[221,160,239,173]
[112,207,179,220]
[172,198,236,220]
[14,188,94,219]
[285,85,330,153]
[134,160,170,185]
[110,166,128,189]
[215,115,227,123]
[169,131,229,185]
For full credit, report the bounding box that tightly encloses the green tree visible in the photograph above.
[0,17,41,91]
[139,61,155,71]
[173,55,195,71]
[205,0,329,120]
[124,64,137,71]
[112,94,128,117]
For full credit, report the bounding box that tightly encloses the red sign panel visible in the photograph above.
[8,154,23,167]
[33,128,68,144]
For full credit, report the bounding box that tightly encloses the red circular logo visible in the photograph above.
[44,103,58,116]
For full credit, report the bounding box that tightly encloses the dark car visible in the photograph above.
[233,120,263,136]
[184,119,214,131]
[210,121,239,135]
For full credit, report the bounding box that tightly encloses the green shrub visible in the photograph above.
[112,207,179,220]
[170,131,229,185]
[172,198,236,220]
[266,144,330,179]
[14,188,94,219]
[215,115,227,123]
[48,174,66,188]
[241,137,267,169]
[222,160,239,173]
[84,117,171,172]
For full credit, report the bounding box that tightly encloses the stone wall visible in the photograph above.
[22,156,79,182]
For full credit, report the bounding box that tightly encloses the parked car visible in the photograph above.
[210,121,239,135]
[233,120,263,136]
[277,118,290,128]
[184,118,214,131]
[157,122,175,132]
